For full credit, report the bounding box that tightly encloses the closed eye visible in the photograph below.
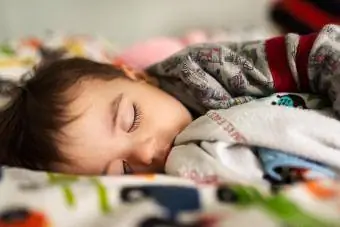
[123,161,134,174]
[128,103,142,133]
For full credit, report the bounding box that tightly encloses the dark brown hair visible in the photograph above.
[0,57,124,170]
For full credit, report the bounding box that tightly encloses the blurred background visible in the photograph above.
[0,0,275,45]
[0,0,339,78]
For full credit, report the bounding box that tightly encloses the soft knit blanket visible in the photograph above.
[147,24,340,185]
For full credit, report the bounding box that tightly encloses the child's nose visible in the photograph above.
[129,137,156,166]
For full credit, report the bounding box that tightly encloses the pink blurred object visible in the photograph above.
[115,37,183,70]
[181,30,208,45]
[115,31,209,70]
[114,28,273,70]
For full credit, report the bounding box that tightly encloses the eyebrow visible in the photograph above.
[111,93,124,125]
[102,93,124,175]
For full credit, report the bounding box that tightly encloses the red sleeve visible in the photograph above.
[265,33,318,92]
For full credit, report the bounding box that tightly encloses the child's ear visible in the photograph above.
[113,62,141,81]
[118,64,139,80]
[112,61,159,85]
[117,64,159,85]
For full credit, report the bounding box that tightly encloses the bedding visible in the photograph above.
[0,34,118,81]
[163,94,340,186]
[147,24,340,186]
[1,167,340,226]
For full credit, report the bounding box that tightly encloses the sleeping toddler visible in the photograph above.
[2,24,340,185]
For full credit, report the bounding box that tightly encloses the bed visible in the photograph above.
[0,32,340,226]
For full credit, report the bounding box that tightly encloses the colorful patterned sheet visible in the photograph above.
[0,167,340,227]
[0,33,118,81]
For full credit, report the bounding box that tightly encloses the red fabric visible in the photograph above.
[296,33,318,92]
[265,36,297,92]
[282,0,340,30]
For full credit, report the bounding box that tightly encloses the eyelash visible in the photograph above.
[123,160,133,174]
[128,103,142,133]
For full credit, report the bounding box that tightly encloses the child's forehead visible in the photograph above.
[66,77,119,98]
[60,79,114,134]
[64,77,125,114]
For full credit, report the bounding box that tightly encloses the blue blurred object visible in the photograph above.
[257,147,337,183]
[120,185,200,219]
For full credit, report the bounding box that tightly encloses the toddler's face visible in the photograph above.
[54,74,192,175]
